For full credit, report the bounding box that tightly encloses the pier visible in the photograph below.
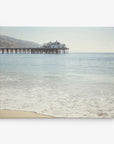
[0,41,69,54]
[0,48,69,54]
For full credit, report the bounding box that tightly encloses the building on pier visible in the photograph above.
[42,40,66,49]
[0,41,69,54]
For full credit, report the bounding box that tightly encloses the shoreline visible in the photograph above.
[0,109,54,118]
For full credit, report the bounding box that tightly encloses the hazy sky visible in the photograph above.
[0,27,114,52]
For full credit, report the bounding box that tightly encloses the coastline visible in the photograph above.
[0,109,54,118]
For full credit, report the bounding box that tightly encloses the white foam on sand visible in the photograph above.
[0,72,114,118]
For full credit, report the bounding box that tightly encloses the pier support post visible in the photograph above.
[2,49,4,54]
[6,49,8,54]
[19,49,21,54]
[15,49,17,54]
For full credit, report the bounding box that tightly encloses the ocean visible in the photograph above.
[0,53,114,118]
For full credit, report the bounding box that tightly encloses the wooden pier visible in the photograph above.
[0,48,69,54]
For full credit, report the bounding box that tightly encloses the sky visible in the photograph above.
[0,27,114,52]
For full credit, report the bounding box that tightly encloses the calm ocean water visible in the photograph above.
[0,53,114,118]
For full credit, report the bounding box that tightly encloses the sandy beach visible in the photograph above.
[0,109,54,118]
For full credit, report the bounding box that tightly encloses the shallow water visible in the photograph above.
[0,53,114,118]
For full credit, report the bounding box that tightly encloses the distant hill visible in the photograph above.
[0,35,40,48]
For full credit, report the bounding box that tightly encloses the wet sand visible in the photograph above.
[0,109,54,118]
